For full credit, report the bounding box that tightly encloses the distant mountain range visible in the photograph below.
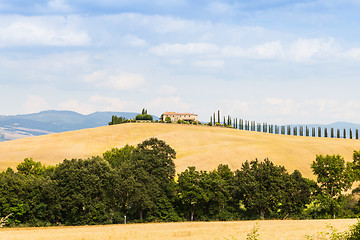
[0,110,159,142]
[1,110,359,142]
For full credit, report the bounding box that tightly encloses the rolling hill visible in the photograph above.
[1,123,360,179]
[0,110,159,141]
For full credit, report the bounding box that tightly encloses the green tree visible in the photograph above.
[311,154,355,217]
[108,115,127,125]
[235,158,291,219]
[51,157,115,225]
[135,114,153,121]
[16,158,45,176]
[177,167,212,221]
[165,116,171,123]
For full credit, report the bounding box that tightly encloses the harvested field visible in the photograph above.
[0,123,360,179]
[0,219,358,240]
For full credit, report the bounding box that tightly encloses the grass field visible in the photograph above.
[0,219,358,240]
[0,123,360,178]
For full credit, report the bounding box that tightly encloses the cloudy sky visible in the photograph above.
[1,0,360,124]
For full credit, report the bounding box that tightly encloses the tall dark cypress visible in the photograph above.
[306,126,309,137]
[331,128,334,138]
[337,129,340,138]
[300,126,303,136]
[218,110,220,124]
[281,126,285,135]
[350,129,353,139]
[287,126,291,135]
[343,129,346,139]
[293,126,297,136]
[213,113,216,125]
[324,128,328,138]
[318,127,321,138]
[356,129,359,139]
[312,127,315,137]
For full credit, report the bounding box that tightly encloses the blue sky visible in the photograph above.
[1,0,360,124]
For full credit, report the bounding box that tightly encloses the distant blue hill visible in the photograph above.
[0,110,159,141]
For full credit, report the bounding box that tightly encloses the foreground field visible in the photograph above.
[1,123,360,178]
[0,219,358,240]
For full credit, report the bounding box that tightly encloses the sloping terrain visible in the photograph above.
[0,123,359,179]
[0,219,357,240]
[0,110,158,141]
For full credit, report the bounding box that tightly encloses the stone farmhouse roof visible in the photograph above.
[163,112,198,116]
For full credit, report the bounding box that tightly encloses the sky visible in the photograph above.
[1,0,360,124]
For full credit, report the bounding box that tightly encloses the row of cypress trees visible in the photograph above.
[210,110,359,139]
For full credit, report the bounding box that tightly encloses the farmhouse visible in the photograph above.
[161,112,198,122]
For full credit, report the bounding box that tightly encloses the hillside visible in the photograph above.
[0,110,159,141]
[0,123,359,179]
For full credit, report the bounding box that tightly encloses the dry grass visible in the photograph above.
[0,219,358,240]
[0,123,360,178]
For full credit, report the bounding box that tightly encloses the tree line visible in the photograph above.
[108,109,153,125]
[1,138,360,227]
[209,110,360,139]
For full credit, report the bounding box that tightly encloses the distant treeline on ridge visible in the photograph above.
[209,110,359,139]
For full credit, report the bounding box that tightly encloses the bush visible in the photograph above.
[135,114,153,121]
[348,221,360,240]
[165,117,171,123]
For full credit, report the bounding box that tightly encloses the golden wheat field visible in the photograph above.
[1,123,360,178]
[0,219,358,240]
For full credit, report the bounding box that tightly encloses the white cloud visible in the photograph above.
[149,42,219,56]
[157,85,177,95]
[149,96,189,113]
[83,70,146,91]
[23,95,49,114]
[47,0,71,12]
[122,34,147,47]
[206,2,236,15]
[288,38,335,61]
[90,95,138,111]
[221,38,336,61]
[221,41,284,59]
[345,48,360,59]
[58,99,95,114]
[0,15,91,47]
[58,96,140,114]
[193,59,224,67]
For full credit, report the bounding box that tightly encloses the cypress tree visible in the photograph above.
[350,129,353,139]
[306,126,309,137]
[287,126,291,135]
[337,129,340,138]
[331,128,334,138]
[224,116,226,126]
[293,126,297,136]
[318,127,321,138]
[281,126,285,135]
[210,116,212,125]
[217,110,220,124]
[356,129,359,139]
[324,128,328,138]
[343,129,346,139]
[312,127,315,137]
[300,126,303,136]
[213,113,216,125]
